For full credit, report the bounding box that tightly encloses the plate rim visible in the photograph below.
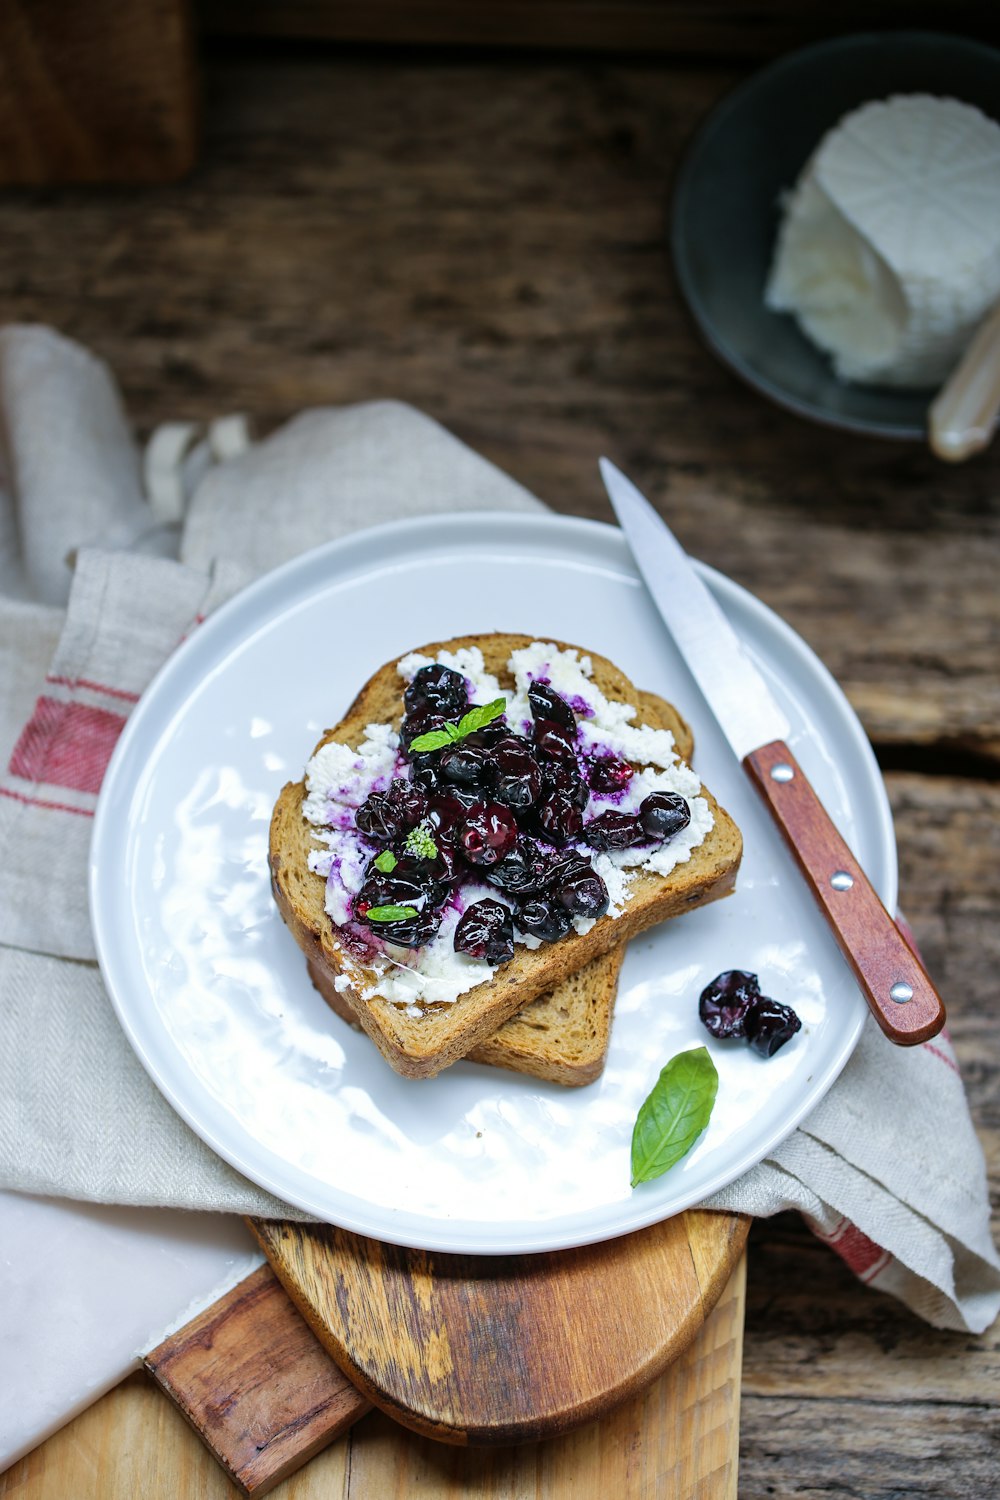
[90,510,897,1252]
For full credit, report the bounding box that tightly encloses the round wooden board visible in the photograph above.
[248,1209,750,1446]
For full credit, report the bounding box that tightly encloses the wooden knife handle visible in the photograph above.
[743,740,946,1046]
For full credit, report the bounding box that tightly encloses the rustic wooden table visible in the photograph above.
[1,44,997,1498]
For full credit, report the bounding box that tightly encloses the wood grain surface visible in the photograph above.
[201,0,1000,59]
[247,1210,749,1445]
[0,0,197,184]
[145,1265,370,1495]
[0,41,998,1498]
[2,1256,746,1498]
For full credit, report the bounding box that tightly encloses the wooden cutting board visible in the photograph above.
[22,1246,747,1498]
[247,1208,750,1446]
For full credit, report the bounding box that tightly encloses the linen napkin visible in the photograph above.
[0,325,996,1334]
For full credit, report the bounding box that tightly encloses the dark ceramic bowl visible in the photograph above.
[671,32,1000,439]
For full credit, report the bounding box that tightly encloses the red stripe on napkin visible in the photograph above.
[8,696,126,796]
[829,1221,889,1279]
[0,785,94,817]
[45,674,141,704]
[814,1216,891,1282]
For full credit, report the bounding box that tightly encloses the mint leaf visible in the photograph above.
[408,723,462,753]
[373,850,397,873]
[630,1047,718,1188]
[407,697,506,754]
[366,903,418,922]
[456,697,507,738]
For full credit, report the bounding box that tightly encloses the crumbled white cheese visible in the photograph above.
[589,851,636,919]
[303,723,400,924]
[303,723,399,822]
[578,717,681,775]
[508,642,679,772]
[505,640,598,726]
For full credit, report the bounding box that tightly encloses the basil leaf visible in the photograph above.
[366,903,418,922]
[373,850,397,873]
[630,1046,718,1188]
[408,725,459,753]
[457,697,507,738]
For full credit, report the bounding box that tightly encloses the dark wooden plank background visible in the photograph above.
[1,37,997,1497]
[201,0,1000,58]
[0,0,197,183]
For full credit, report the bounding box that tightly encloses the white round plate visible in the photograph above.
[90,513,894,1254]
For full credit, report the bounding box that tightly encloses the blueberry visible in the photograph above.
[353,871,442,949]
[548,852,611,918]
[542,848,591,888]
[486,835,552,897]
[403,663,468,717]
[457,801,519,867]
[583,810,645,852]
[586,756,634,794]
[463,722,509,749]
[516,897,572,943]
[698,970,760,1039]
[355,868,432,913]
[388,779,429,827]
[426,789,484,850]
[745,996,802,1057]
[528,681,576,729]
[533,718,578,765]
[534,789,584,845]
[400,707,456,752]
[409,753,445,792]
[392,849,459,900]
[553,860,609,920]
[454,898,515,964]
[542,759,589,810]
[486,737,543,810]
[355,784,424,846]
[439,742,491,789]
[639,791,691,842]
[377,908,441,947]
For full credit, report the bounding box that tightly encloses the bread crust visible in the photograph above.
[308,945,626,1087]
[269,633,742,1079]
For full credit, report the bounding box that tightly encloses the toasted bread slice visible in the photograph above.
[269,634,742,1080]
[304,698,695,1087]
[309,944,627,1086]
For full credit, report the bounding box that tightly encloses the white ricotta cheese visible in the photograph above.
[368,890,503,1008]
[303,723,399,821]
[766,95,1000,388]
[303,722,401,925]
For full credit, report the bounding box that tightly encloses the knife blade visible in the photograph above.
[600,457,945,1047]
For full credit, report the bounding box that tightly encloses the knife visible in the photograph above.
[599,458,946,1047]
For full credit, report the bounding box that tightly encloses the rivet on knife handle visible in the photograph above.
[743,741,946,1046]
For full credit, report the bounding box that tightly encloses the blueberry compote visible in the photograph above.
[698,970,802,1057]
[349,665,694,966]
